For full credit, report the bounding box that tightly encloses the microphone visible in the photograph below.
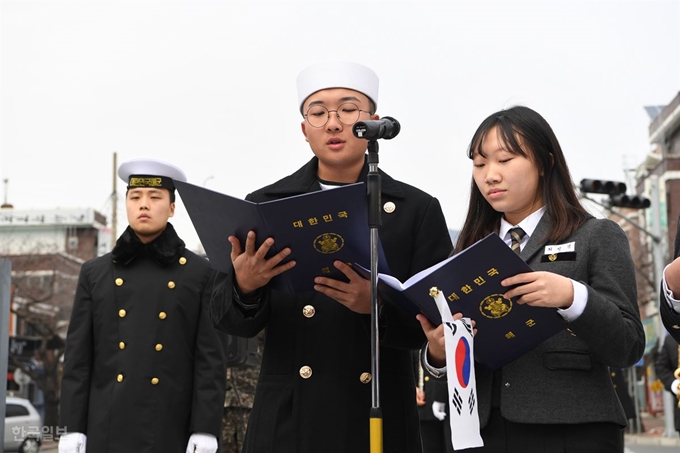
[352,117,401,140]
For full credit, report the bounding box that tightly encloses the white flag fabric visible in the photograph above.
[432,289,484,450]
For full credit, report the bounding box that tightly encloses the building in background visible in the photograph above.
[0,205,109,427]
[629,92,680,432]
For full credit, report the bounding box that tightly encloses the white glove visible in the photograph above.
[186,433,218,453]
[432,401,446,421]
[59,432,87,453]
[671,379,680,396]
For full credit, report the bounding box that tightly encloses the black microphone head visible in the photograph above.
[382,117,400,140]
[352,121,370,139]
[352,117,400,140]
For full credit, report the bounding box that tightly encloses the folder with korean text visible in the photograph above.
[175,180,389,294]
[361,233,565,370]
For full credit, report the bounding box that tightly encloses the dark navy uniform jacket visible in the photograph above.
[60,223,226,453]
[211,156,453,453]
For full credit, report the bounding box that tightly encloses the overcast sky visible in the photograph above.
[2,0,679,252]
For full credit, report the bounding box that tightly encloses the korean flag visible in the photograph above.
[432,288,483,449]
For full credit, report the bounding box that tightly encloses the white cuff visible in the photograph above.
[186,433,218,453]
[59,432,87,453]
[662,265,680,314]
[421,344,446,378]
[557,280,587,321]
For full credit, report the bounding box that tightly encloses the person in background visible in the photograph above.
[221,332,262,452]
[59,158,226,453]
[210,61,453,453]
[654,333,680,436]
[609,367,637,431]
[414,350,454,453]
[419,106,644,453]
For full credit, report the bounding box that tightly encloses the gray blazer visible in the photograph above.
[475,214,645,427]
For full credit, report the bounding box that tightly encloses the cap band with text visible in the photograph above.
[127,175,175,191]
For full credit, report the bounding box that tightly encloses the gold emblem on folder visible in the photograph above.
[314,233,344,254]
[480,294,512,319]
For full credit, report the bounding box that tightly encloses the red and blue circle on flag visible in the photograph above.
[454,337,472,388]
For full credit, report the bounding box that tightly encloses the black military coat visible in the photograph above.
[60,223,226,453]
[211,156,453,453]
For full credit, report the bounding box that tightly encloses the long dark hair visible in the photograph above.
[455,106,589,253]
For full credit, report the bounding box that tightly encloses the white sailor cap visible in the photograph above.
[118,157,187,191]
[296,61,379,114]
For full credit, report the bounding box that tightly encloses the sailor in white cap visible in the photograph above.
[211,61,453,453]
[59,158,226,453]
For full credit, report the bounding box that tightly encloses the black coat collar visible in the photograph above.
[111,222,185,266]
[260,156,406,198]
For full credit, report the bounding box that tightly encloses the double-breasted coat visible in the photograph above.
[474,215,645,428]
[660,215,680,343]
[211,156,453,453]
[59,223,226,453]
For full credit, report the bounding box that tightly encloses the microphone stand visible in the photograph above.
[366,139,383,453]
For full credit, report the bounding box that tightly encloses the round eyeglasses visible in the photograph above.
[304,103,371,128]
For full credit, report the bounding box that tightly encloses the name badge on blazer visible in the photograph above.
[542,241,576,262]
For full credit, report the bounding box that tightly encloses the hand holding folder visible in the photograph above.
[358,233,565,370]
[175,180,389,294]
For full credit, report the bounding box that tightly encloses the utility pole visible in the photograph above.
[111,152,118,248]
[0,259,11,449]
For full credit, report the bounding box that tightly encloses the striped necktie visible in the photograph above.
[509,227,526,255]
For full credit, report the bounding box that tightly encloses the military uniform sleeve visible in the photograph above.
[210,269,271,337]
[59,264,94,434]
[190,272,228,438]
[660,282,680,343]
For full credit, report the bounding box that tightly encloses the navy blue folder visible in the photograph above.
[175,180,389,294]
[361,233,565,370]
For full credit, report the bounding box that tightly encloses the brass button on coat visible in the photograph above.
[360,372,372,384]
[151,377,159,385]
[299,366,312,379]
[117,374,124,382]
[118,309,127,318]
[119,342,126,350]
[167,281,176,289]
[115,278,123,286]
[155,343,163,352]
[383,201,396,213]
[179,256,187,265]
[302,305,316,318]
[158,312,167,320]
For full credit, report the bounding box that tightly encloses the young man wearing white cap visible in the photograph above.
[211,62,453,453]
[58,158,226,453]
